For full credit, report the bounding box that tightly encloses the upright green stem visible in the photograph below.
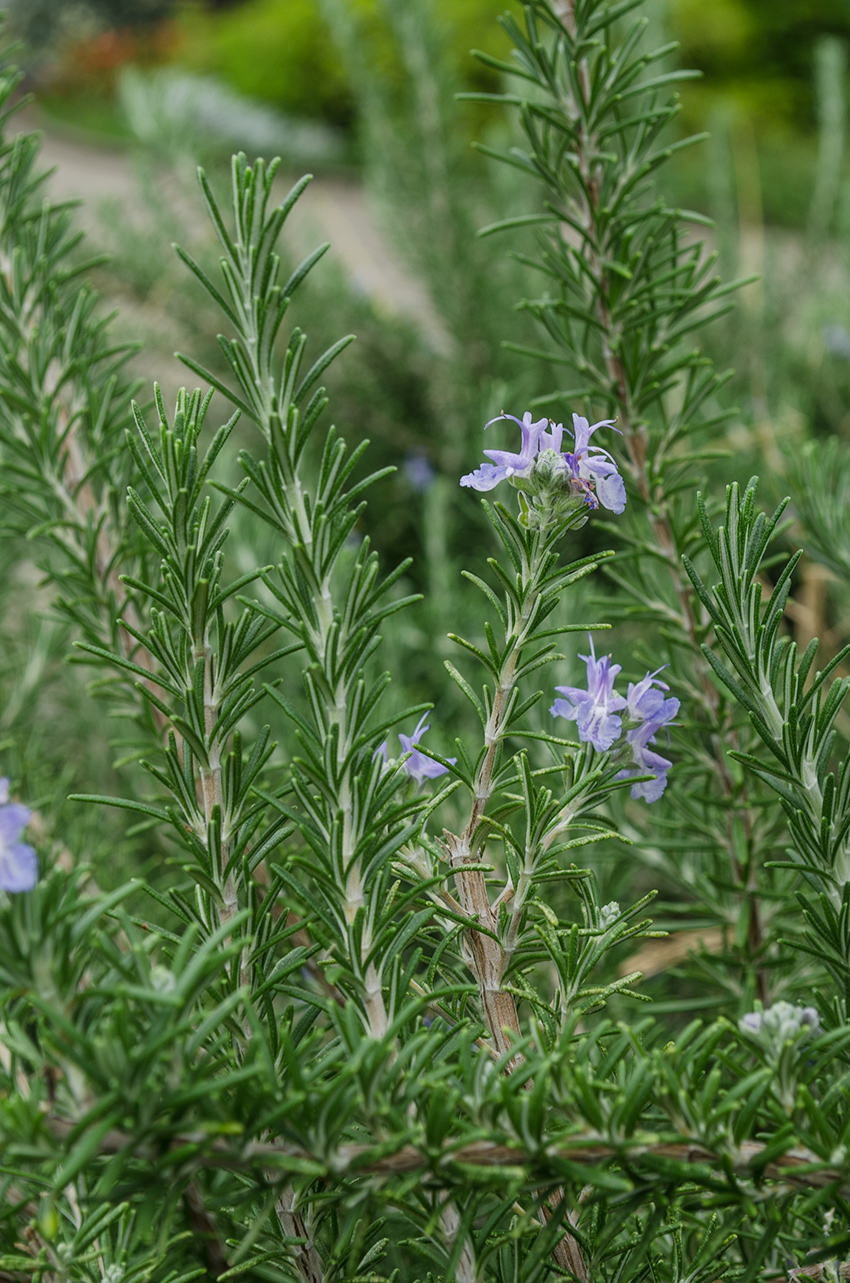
[194,629,239,950]
[220,181,390,1037]
[444,520,588,1280]
[554,0,769,1002]
[445,533,545,1059]
[261,448,389,1038]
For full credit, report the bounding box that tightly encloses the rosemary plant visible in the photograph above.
[471,0,801,1009]
[0,3,850,1282]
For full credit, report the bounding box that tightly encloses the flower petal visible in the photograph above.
[482,448,526,469]
[397,713,455,783]
[0,842,38,892]
[571,413,619,455]
[540,421,565,452]
[0,803,30,846]
[460,464,509,491]
[579,454,618,478]
[596,469,627,513]
[578,706,623,752]
[629,772,668,802]
[411,752,455,781]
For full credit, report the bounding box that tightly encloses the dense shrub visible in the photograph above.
[171,0,513,127]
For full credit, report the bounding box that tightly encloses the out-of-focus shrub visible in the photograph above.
[46,22,178,85]
[670,0,850,130]
[7,0,176,109]
[172,0,357,125]
[171,0,511,127]
[27,21,183,140]
[118,65,345,164]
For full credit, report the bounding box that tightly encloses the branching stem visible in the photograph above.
[553,0,769,1002]
[446,535,546,1060]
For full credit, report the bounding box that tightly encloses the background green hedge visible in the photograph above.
[166,0,850,131]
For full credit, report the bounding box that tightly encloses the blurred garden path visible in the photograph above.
[33,120,449,350]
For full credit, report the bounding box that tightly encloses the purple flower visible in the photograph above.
[550,637,627,751]
[460,409,627,517]
[562,414,627,514]
[404,452,436,493]
[376,716,457,784]
[460,411,548,491]
[539,420,566,453]
[550,648,680,803]
[624,667,680,725]
[398,714,456,782]
[618,722,674,802]
[616,675,680,801]
[0,778,37,893]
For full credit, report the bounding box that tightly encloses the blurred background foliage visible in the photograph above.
[8,0,850,662]
[7,0,850,585]
[11,0,850,227]
[12,0,850,143]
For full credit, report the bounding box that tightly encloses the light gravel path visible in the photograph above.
[30,118,449,350]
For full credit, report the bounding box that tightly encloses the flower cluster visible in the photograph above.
[550,639,679,802]
[739,1003,822,1109]
[597,901,621,930]
[0,777,37,892]
[740,1001,821,1048]
[377,714,455,784]
[460,410,626,515]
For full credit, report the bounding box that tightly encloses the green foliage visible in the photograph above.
[3,0,850,1280]
[6,0,173,51]
[687,478,850,1020]
[172,0,513,128]
[173,0,358,128]
[669,0,850,129]
[475,0,795,1017]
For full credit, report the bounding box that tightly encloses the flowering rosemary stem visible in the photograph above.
[547,0,770,1001]
[445,530,548,1060]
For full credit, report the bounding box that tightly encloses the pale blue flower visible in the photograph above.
[551,647,679,803]
[618,722,674,802]
[376,715,456,784]
[460,411,548,491]
[398,714,456,782]
[404,452,436,492]
[550,637,627,751]
[616,673,680,801]
[624,667,676,722]
[0,778,37,892]
[460,409,627,515]
[562,413,626,514]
